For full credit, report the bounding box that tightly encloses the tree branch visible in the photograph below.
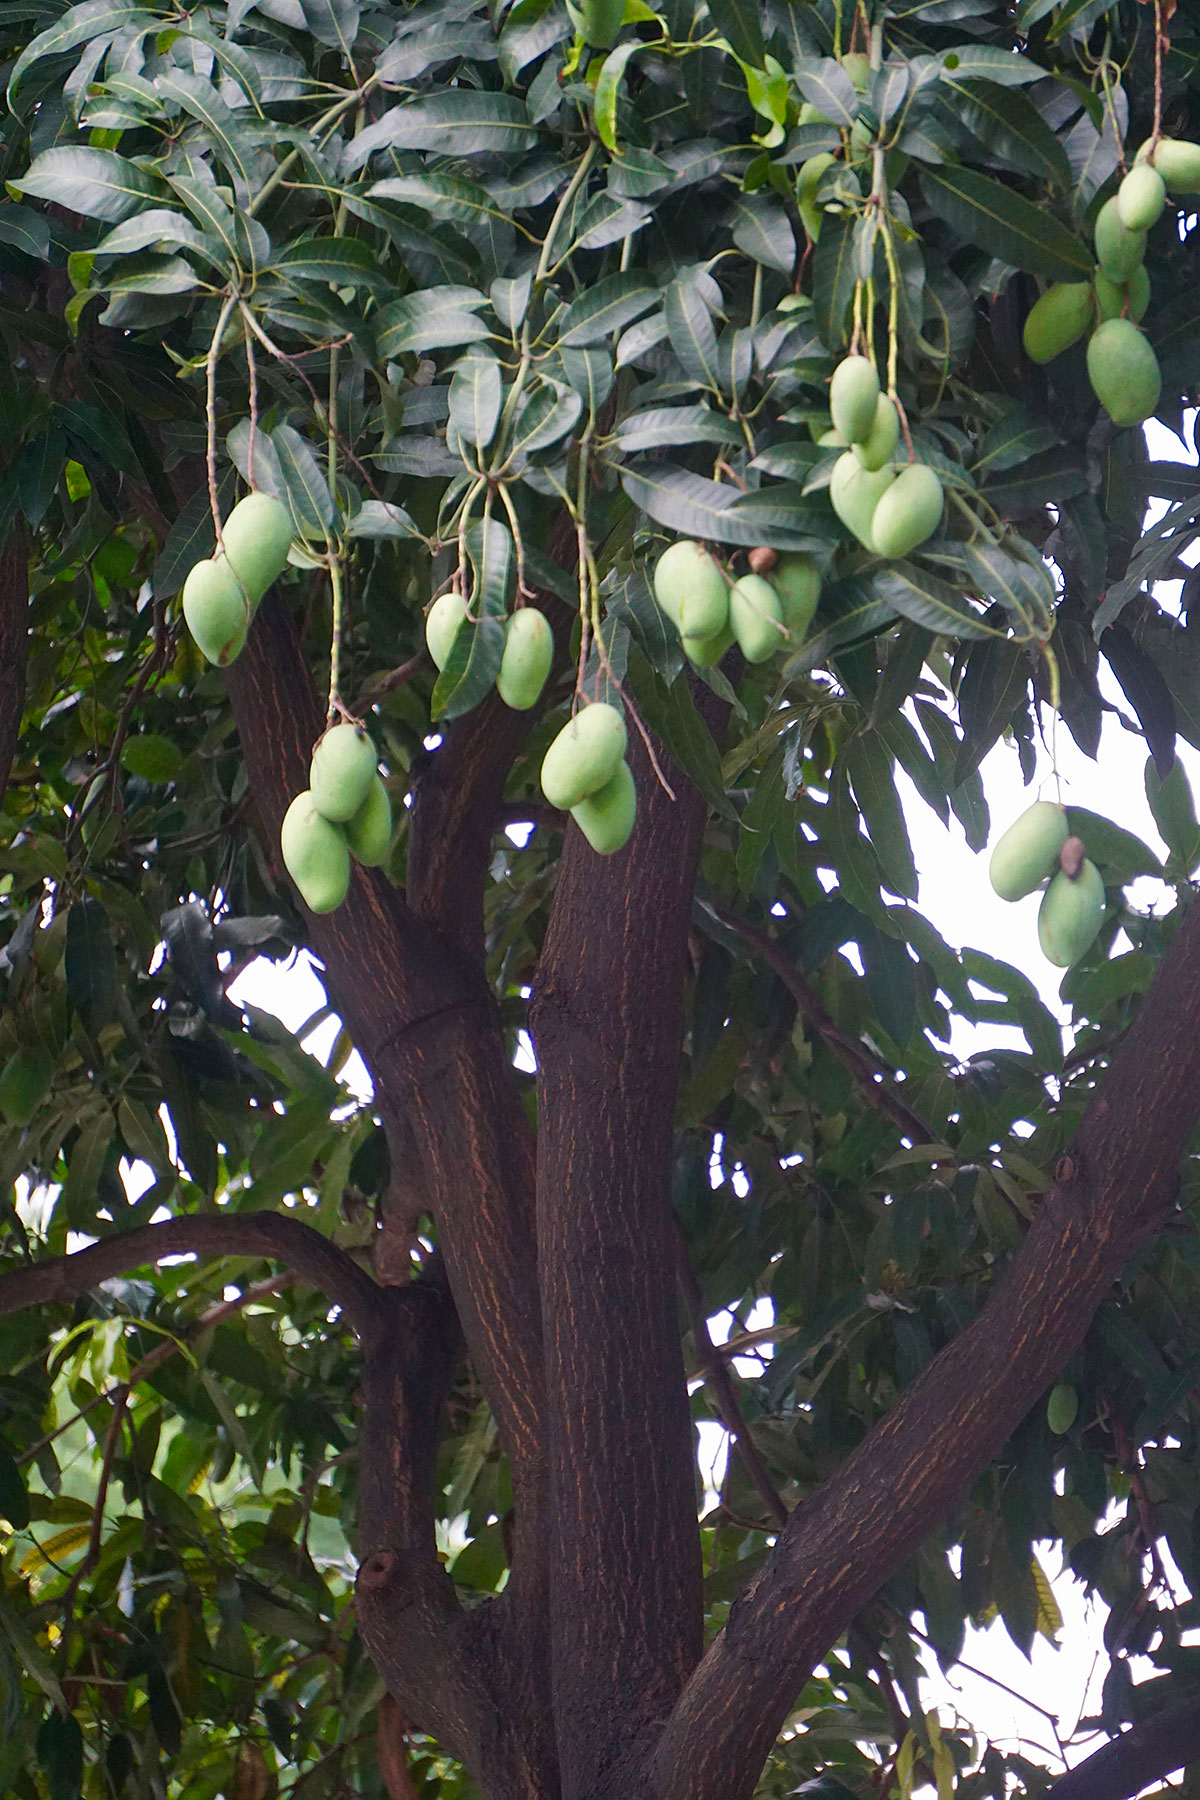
[1045,1692,1200,1800]
[530,685,728,1798]
[708,904,935,1146]
[0,1211,382,1339]
[0,520,28,809]
[652,895,1200,1800]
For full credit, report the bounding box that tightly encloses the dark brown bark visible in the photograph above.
[0,1210,381,1336]
[0,521,29,809]
[1044,1692,1200,1800]
[226,592,555,1796]
[530,708,717,1799]
[651,894,1200,1800]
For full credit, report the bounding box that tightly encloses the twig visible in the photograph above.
[709,905,937,1146]
[675,1227,788,1530]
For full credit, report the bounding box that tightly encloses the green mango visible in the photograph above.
[345,775,392,868]
[682,624,734,668]
[829,355,880,445]
[729,574,784,664]
[1093,195,1146,282]
[1046,1383,1078,1436]
[988,800,1068,902]
[280,792,351,914]
[1093,266,1150,324]
[1117,164,1166,232]
[0,1047,53,1127]
[830,452,894,550]
[570,759,637,856]
[853,395,900,470]
[1021,282,1093,364]
[181,556,251,667]
[870,463,943,558]
[220,492,293,601]
[425,590,468,670]
[798,102,832,126]
[773,553,820,640]
[497,608,554,710]
[1037,859,1105,967]
[1086,318,1161,426]
[653,540,729,639]
[309,723,378,823]
[541,702,627,810]
[1145,135,1200,193]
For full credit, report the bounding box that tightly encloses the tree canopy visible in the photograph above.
[3,0,1200,1796]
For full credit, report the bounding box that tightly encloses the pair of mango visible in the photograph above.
[652,542,820,667]
[280,724,392,913]
[824,358,945,558]
[540,702,636,855]
[182,493,294,667]
[988,800,1105,968]
[425,594,555,711]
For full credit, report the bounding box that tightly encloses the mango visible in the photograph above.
[729,574,784,664]
[773,553,820,639]
[1037,858,1105,967]
[345,774,392,868]
[830,451,894,550]
[570,759,637,856]
[1086,318,1161,426]
[653,540,728,639]
[221,492,293,600]
[1117,164,1166,232]
[870,462,944,558]
[182,556,250,667]
[853,395,900,470]
[988,800,1068,901]
[280,792,351,914]
[309,723,378,823]
[497,608,553,710]
[1093,195,1145,282]
[1093,266,1149,323]
[0,1047,53,1127]
[541,702,627,810]
[1022,282,1093,364]
[682,624,734,668]
[426,590,468,670]
[1046,1383,1078,1436]
[841,52,870,92]
[1147,135,1200,193]
[830,355,880,446]
[798,102,832,126]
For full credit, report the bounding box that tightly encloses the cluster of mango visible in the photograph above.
[280,725,392,914]
[988,801,1104,968]
[822,357,944,558]
[1022,136,1200,424]
[651,541,820,667]
[181,492,294,667]
[425,592,555,711]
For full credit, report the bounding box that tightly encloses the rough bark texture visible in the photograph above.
[0,522,28,809]
[651,892,1200,1800]
[1044,1691,1200,1800]
[530,710,716,1800]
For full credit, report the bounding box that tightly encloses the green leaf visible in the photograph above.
[156,70,258,201]
[730,195,795,276]
[792,59,859,129]
[559,272,658,346]
[65,899,118,1032]
[626,651,736,821]
[1064,807,1161,880]
[8,0,155,110]
[0,204,50,259]
[963,543,1055,634]
[273,234,391,293]
[505,378,582,463]
[945,78,1073,190]
[846,735,919,901]
[0,1447,29,1530]
[615,406,742,453]
[664,278,721,390]
[955,637,1029,782]
[812,213,858,349]
[705,0,765,69]
[272,425,336,536]
[594,40,639,152]
[14,146,161,222]
[934,43,1047,85]
[620,462,822,550]
[1145,754,1200,875]
[346,93,537,169]
[449,347,503,450]
[94,206,220,263]
[121,734,184,782]
[376,287,492,358]
[919,166,1091,280]
[299,0,360,51]
[874,564,991,640]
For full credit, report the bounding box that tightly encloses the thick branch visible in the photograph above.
[653,895,1200,1800]
[530,689,728,1798]
[0,521,28,808]
[0,1212,382,1338]
[1045,1694,1200,1800]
